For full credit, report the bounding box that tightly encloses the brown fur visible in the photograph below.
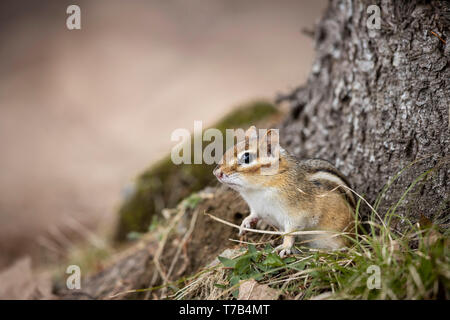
[214,127,355,250]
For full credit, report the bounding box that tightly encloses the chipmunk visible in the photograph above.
[213,126,355,257]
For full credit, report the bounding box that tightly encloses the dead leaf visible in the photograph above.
[238,279,279,300]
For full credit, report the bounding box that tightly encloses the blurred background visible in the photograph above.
[0,0,327,270]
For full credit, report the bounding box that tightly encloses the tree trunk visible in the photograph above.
[279,0,449,229]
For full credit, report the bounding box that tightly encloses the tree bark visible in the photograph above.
[279,0,449,229]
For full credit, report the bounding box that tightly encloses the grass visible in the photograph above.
[207,222,448,300]
[122,213,448,300]
[172,162,449,300]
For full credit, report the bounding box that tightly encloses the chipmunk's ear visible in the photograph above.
[259,129,280,157]
[244,126,258,150]
[245,126,257,139]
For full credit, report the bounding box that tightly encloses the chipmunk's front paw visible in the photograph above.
[238,216,259,236]
[273,245,292,258]
[273,243,297,258]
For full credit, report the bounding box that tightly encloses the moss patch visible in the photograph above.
[114,100,279,242]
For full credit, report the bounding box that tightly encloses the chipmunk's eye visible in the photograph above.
[239,152,255,165]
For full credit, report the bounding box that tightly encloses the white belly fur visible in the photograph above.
[239,188,290,231]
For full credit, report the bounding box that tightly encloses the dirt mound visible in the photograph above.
[56,186,254,299]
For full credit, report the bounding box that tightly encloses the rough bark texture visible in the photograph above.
[279,0,449,228]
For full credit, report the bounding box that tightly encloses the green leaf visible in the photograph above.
[230,275,240,285]
[218,256,236,268]
[214,283,227,289]
[234,256,251,275]
[248,244,257,254]
[262,253,285,268]
[256,263,269,272]
[251,252,262,263]
[249,272,264,281]
[230,276,240,298]
[287,261,307,271]
[284,257,297,264]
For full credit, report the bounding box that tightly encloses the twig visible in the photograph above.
[228,238,274,246]
[430,31,446,44]
[316,184,389,234]
[265,270,310,286]
[205,212,335,236]
[166,209,199,280]
[149,207,186,290]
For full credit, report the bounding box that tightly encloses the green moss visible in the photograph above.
[114,100,279,242]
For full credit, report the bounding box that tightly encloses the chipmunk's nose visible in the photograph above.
[213,166,223,179]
